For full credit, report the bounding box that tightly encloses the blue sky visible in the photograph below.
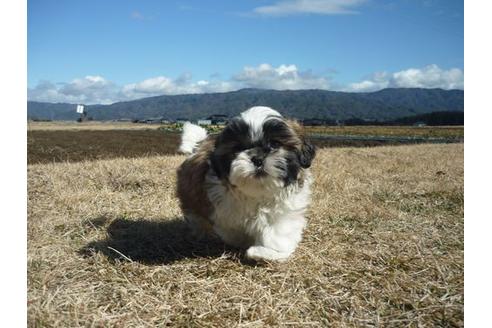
[28,0,464,104]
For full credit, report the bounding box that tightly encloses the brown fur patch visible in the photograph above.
[285,119,305,140]
[284,119,308,151]
[286,120,316,170]
[176,137,216,232]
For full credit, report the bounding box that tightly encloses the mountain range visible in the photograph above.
[27,88,464,122]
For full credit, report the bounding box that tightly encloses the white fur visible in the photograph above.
[240,106,282,142]
[205,168,312,262]
[178,122,208,155]
[228,148,287,197]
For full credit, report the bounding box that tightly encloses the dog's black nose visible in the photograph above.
[251,156,264,167]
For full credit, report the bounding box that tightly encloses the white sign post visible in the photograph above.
[76,104,87,122]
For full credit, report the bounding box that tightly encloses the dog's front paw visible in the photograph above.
[245,246,290,262]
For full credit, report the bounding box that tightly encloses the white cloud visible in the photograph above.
[28,65,329,104]
[348,65,464,92]
[392,65,464,89]
[28,76,117,104]
[253,0,367,16]
[233,63,330,90]
[27,64,464,104]
[27,80,61,103]
[119,75,235,100]
[28,74,236,104]
[348,71,391,92]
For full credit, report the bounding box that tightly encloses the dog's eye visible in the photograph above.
[269,140,282,149]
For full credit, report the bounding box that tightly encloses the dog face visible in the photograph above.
[210,107,315,197]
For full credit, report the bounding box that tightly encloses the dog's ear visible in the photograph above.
[209,132,228,179]
[209,119,248,179]
[209,151,227,179]
[297,139,316,168]
[285,119,316,169]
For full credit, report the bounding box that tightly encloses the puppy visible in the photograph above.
[176,106,316,261]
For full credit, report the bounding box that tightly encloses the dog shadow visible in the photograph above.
[79,217,243,265]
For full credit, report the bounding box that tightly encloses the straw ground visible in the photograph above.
[28,143,463,327]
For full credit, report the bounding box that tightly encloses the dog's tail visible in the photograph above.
[178,122,208,155]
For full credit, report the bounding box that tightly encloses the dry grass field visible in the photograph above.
[27,143,463,327]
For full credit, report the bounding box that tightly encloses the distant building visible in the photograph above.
[414,122,427,127]
[143,118,164,124]
[176,118,189,124]
[207,114,229,125]
[197,119,212,126]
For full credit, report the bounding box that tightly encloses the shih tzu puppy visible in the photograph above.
[176,106,316,262]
